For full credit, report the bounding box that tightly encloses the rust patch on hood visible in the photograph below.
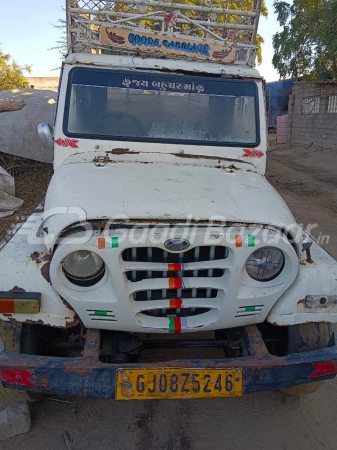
[30,250,52,284]
[171,153,246,165]
[41,261,51,284]
[93,156,113,166]
[30,250,52,265]
[60,296,75,312]
[9,286,26,293]
[106,148,139,155]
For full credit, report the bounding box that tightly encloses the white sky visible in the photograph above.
[1,0,281,82]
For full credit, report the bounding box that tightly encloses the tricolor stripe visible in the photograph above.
[169,317,188,334]
[235,235,243,248]
[93,310,108,316]
[98,238,105,249]
[235,234,255,248]
[168,278,183,289]
[168,263,183,272]
[169,298,183,309]
[244,306,256,312]
[111,237,119,248]
[97,237,119,249]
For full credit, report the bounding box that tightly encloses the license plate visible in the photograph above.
[116,368,243,400]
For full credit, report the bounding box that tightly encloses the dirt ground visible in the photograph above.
[1,139,337,449]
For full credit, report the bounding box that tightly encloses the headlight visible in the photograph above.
[62,251,105,286]
[246,247,285,282]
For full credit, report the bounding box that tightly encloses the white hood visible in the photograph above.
[44,153,295,249]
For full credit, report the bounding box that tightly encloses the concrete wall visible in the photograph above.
[288,82,337,147]
[26,77,60,91]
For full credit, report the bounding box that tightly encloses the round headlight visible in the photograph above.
[246,247,285,282]
[62,251,105,286]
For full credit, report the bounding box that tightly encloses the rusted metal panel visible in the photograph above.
[0,344,336,397]
[0,211,78,328]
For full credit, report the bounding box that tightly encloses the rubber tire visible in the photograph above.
[0,322,41,403]
[281,323,336,397]
[281,382,321,396]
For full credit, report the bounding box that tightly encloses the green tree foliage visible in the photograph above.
[0,50,31,90]
[273,0,337,80]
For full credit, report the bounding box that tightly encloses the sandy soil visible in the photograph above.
[1,139,337,449]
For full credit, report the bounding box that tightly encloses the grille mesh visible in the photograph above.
[126,245,227,314]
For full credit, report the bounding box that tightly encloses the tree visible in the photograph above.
[272,0,337,80]
[0,49,31,91]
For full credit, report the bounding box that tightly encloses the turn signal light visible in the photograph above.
[0,292,41,314]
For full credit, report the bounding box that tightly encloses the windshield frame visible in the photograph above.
[63,67,261,148]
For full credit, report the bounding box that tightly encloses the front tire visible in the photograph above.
[281,323,336,396]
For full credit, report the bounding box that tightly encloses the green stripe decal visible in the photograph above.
[94,311,108,316]
[169,317,175,333]
[245,306,256,312]
[111,237,119,248]
[248,234,255,248]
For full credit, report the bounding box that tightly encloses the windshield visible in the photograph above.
[64,68,259,147]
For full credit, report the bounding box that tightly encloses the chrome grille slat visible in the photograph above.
[162,250,168,303]
[206,246,215,298]
[147,247,153,301]
[131,248,137,282]
[176,252,184,301]
[192,246,200,312]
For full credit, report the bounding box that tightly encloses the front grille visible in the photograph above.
[124,245,228,316]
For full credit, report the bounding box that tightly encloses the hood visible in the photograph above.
[44,153,295,249]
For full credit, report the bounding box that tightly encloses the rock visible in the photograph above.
[0,88,57,163]
[0,98,24,113]
[0,166,23,218]
[0,166,15,196]
[0,401,31,441]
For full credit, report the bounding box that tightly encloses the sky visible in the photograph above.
[1,0,281,82]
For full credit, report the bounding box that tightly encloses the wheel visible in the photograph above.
[281,323,336,396]
[0,322,41,403]
[281,382,321,396]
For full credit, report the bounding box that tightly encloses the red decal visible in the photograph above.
[212,48,233,59]
[243,149,264,158]
[174,317,182,333]
[168,278,183,289]
[310,362,337,379]
[0,369,35,387]
[170,298,183,309]
[164,12,178,27]
[55,138,79,149]
[168,263,182,272]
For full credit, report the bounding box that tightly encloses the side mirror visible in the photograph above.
[37,122,54,149]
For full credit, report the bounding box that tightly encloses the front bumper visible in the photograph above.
[0,326,337,398]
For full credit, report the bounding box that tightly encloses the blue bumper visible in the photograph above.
[0,326,336,398]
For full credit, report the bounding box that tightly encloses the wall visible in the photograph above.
[288,82,337,147]
[26,77,60,91]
